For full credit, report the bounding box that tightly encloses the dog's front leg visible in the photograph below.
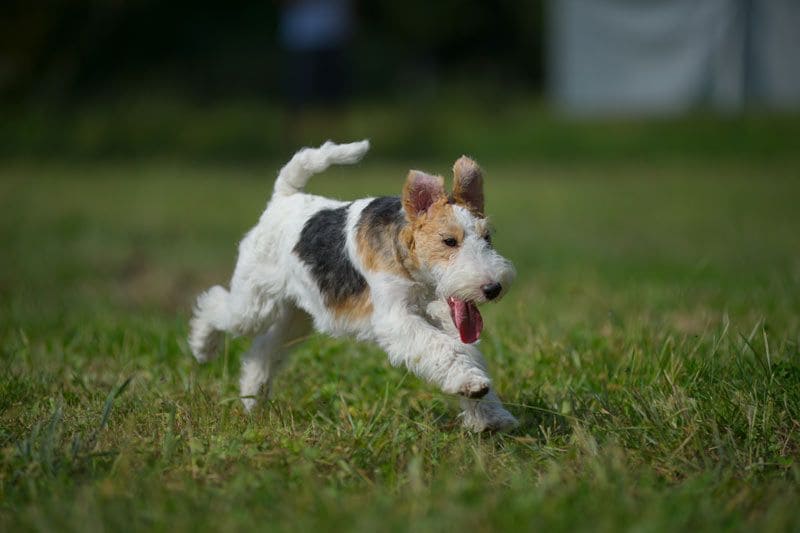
[459,390,518,432]
[425,300,519,432]
[371,305,492,399]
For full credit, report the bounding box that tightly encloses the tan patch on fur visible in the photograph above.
[356,222,410,277]
[406,197,464,269]
[331,289,373,321]
[474,218,489,238]
[452,156,484,216]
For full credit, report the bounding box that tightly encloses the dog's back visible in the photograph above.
[189,140,371,362]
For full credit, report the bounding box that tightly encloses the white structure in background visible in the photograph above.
[548,0,800,114]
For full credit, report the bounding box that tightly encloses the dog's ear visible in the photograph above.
[452,156,484,216]
[403,170,445,219]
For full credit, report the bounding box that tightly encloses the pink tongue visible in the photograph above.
[447,297,483,344]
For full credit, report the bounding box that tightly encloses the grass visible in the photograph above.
[3,95,800,162]
[1,144,800,531]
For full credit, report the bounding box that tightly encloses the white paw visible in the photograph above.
[482,410,519,432]
[460,377,491,399]
[241,396,257,413]
[460,391,518,433]
[443,367,492,398]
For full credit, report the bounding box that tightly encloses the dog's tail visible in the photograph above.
[272,140,370,198]
[188,285,230,363]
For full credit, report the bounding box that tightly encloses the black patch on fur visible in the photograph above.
[294,205,367,304]
[360,196,405,227]
[358,196,406,247]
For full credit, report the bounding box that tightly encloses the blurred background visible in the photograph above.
[1,0,799,331]
[2,0,799,161]
[4,4,800,529]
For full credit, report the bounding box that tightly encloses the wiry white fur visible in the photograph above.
[435,205,516,302]
[189,140,518,432]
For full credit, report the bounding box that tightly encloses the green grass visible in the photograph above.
[1,151,800,531]
[3,96,799,162]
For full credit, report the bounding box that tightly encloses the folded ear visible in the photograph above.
[403,170,446,219]
[452,156,484,216]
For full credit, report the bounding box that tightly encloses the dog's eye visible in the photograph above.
[442,237,458,247]
[483,234,492,246]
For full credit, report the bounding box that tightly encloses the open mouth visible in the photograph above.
[447,297,484,344]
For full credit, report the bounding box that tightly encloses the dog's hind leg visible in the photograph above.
[239,306,311,412]
[189,285,232,363]
[189,282,284,363]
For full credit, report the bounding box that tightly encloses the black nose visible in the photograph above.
[482,282,502,301]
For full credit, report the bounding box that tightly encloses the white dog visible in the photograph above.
[189,140,517,431]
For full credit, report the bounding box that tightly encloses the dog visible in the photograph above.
[189,140,518,431]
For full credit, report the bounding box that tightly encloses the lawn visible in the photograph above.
[1,142,800,531]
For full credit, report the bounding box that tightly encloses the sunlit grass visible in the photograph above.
[1,153,799,531]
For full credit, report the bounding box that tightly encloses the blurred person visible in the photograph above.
[278,0,353,109]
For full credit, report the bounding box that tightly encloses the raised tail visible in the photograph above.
[272,140,370,198]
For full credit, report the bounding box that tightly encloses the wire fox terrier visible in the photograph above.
[189,140,518,431]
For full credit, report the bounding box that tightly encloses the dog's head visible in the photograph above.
[401,156,515,343]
